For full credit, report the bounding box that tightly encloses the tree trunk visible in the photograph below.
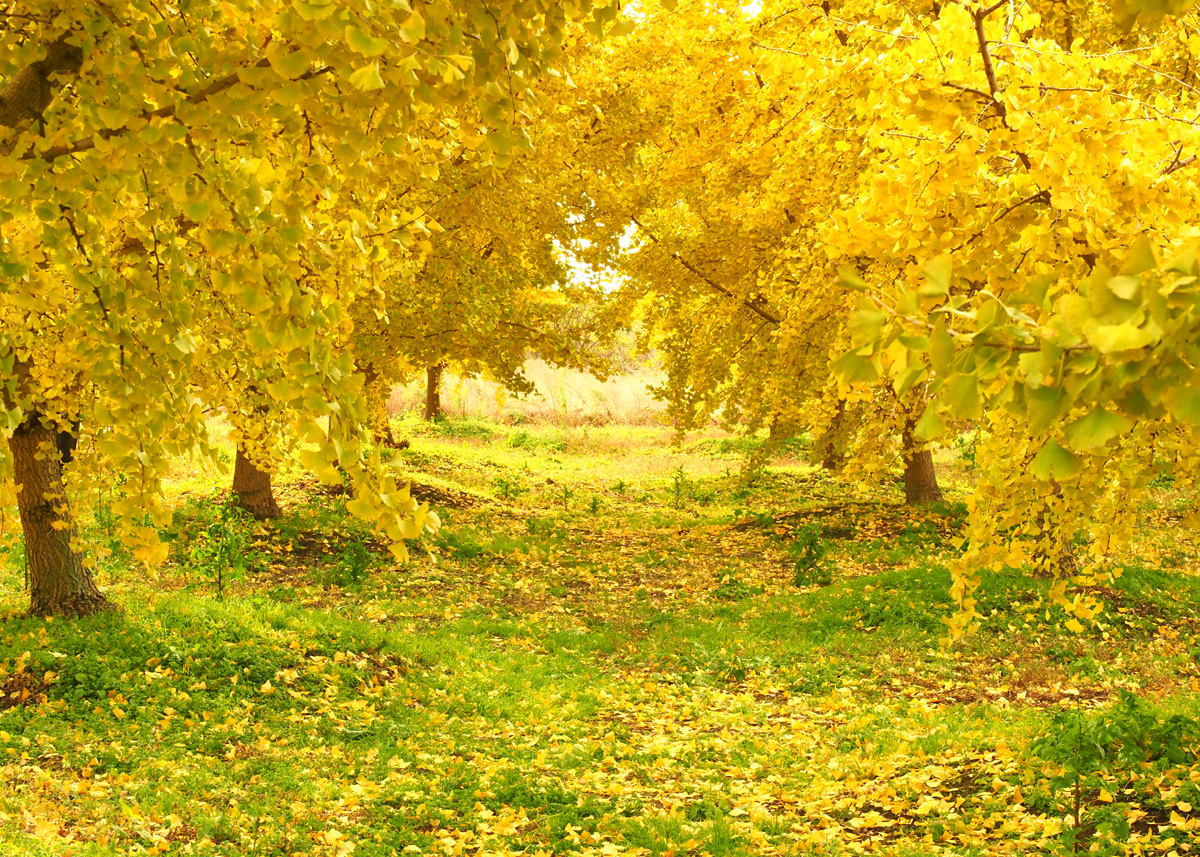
[11,412,110,618]
[424,363,444,422]
[362,366,403,447]
[232,446,281,520]
[901,418,943,505]
[817,400,847,471]
[1032,481,1079,578]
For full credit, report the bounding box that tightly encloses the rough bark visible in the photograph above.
[424,363,444,422]
[232,446,281,520]
[0,36,82,130]
[11,412,110,617]
[901,419,943,506]
[903,447,943,505]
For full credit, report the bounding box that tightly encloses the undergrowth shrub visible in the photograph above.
[168,499,268,598]
[325,541,376,590]
[1032,691,1200,854]
[789,524,832,587]
[507,429,566,452]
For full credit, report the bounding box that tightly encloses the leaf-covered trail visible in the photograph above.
[2,420,1200,855]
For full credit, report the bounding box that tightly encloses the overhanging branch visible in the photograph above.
[631,217,781,326]
[37,60,334,161]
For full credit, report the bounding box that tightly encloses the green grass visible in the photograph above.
[0,413,1199,855]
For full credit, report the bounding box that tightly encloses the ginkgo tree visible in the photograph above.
[808,0,1200,629]
[848,243,1200,634]
[208,140,612,520]
[347,144,615,434]
[560,0,1200,627]
[555,1,951,503]
[0,0,617,617]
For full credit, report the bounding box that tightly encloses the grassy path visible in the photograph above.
[1,418,1199,855]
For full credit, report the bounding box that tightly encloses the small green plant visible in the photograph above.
[90,472,128,557]
[668,466,689,509]
[1149,468,1177,489]
[508,430,565,452]
[953,430,979,470]
[5,536,25,588]
[734,508,776,528]
[613,479,627,494]
[588,495,601,514]
[185,502,266,599]
[1032,691,1199,855]
[713,568,761,602]
[326,541,375,590]
[493,475,527,502]
[789,523,832,587]
[558,485,573,512]
[682,642,769,685]
[509,429,536,449]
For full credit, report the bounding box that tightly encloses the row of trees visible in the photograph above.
[0,1,621,616]
[552,0,1200,631]
[5,0,1197,628]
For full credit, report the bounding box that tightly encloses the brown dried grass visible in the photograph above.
[387,360,666,426]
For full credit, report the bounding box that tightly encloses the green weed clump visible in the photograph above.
[325,541,378,590]
[493,475,528,502]
[507,429,566,452]
[712,567,762,602]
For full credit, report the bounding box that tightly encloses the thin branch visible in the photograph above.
[362,194,450,240]
[631,217,781,326]
[749,41,811,58]
[898,1,947,76]
[57,206,114,324]
[972,4,1004,97]
[971,2,1032,170]
[1162,153,1197,176]
[36,60,334,161]
[483,1,516,127]
[956,189,1051,250]
[819,0,848,46]
[729,320,771,361]
[1028,82,1102,94]
[1121,54,1200,96]
[941,80,994,100]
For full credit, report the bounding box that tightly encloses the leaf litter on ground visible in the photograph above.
[1,420,1199,855]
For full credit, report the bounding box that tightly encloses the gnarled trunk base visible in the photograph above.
[232,447,281,520]
[12,413,110,618]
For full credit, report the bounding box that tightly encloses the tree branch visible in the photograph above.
[631,217,781,326]
[972,5,1004,98]
[941,81,994,101]
[956,189,1051,249]
[971,2,1032,170]
[1162,153,1197,176]
[0,35,83,130]
[36,60,334,161]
